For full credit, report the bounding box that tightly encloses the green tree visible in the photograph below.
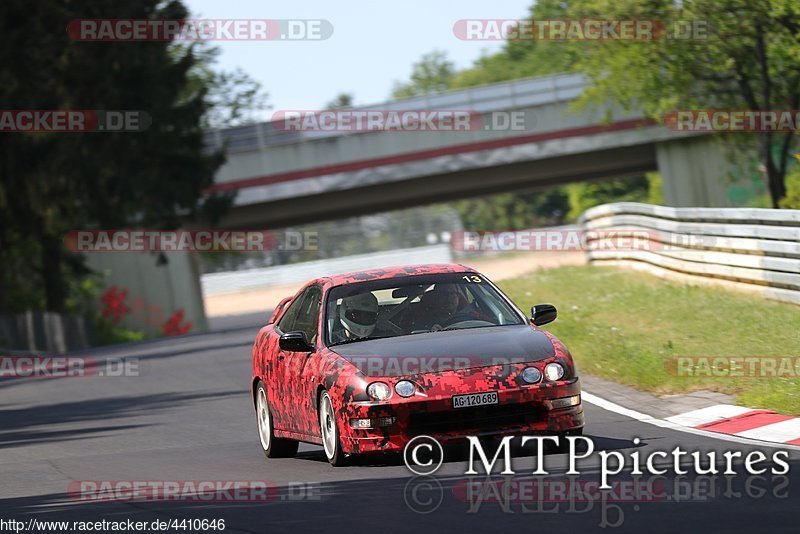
[392,50,456,99]
[568,0,800,207]
[325,92,355,110]
[451,0,582,88]
[0,0,241,312]
[646,172,665,205]
[389,1,623,229]
[565,176,651,220]
[778,154,800,208]
[455,189,569,231]
[180,43,270,129]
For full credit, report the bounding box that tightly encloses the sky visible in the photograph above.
[184,0,532,115]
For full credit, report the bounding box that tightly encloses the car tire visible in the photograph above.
[319,390,349,466]
[255,381,299,458]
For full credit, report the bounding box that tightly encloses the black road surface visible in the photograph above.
[1,314,797,533]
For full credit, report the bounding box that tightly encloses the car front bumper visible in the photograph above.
[340,377,584,454]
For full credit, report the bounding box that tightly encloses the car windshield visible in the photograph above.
[326,273,524,346]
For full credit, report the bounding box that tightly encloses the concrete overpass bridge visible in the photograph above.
[83,75,736,337]
[205,73,727,229]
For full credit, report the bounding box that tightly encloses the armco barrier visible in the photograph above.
[0,311,94,352]
[579,202,800,305]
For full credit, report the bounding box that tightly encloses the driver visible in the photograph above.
[337,292,379,341]
[414,283,461,331]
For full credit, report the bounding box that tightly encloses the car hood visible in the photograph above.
[330,325,556,377]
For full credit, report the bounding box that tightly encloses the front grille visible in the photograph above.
[407,402,546,436]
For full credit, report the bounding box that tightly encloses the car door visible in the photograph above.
[279,285,322,435]
[270,287,311,430]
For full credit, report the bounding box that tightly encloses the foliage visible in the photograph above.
[94,315,147,346]
[325,93,355,110]
[178,43,270,129]
[778,164,800,208]
[568,0,800,207]
[200,205,465,273]
[451,0,582,88]
[387,0,800,215]
[0,0,257,314]
[454,189,569,231]
[386,1,674,229]
[565,175,651,221]
[392,50,456,99]
[646,172,664,205]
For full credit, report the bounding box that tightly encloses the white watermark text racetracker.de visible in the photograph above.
[403,435,791,489]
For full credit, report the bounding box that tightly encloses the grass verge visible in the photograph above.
[499,265,800,415]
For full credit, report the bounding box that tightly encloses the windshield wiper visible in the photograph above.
[329,335,386,346]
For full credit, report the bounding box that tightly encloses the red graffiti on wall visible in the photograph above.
[99,286,192,336]
[163,310,193,336]
[100,286,131,323]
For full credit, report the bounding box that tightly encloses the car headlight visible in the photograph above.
[395,380,416,398]
[544,362,565,381]
[521,366,542,384]
[367,381,392,401]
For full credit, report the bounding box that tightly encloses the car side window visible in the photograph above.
[277,290,308,333]
[291,286,322,345]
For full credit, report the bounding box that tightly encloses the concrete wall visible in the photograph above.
[86,251,207,335]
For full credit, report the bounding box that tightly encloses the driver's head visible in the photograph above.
[339,292,379,338]
[422,283,460,316]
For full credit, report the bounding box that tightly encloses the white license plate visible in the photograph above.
[452,391,499,409]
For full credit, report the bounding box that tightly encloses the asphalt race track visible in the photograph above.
[1,313,798,533]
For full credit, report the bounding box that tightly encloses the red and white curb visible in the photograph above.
[582,392,800,449]
[665,405,800,446]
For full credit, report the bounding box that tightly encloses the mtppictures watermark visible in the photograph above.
[404,435,791,489]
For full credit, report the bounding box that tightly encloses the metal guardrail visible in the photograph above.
[201,244,454,296]
[0,311,95,353]
[205,73,587,154]
[580,202,800,305]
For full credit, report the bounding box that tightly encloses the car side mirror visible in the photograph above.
[530,304,557,326]
[279,331,314,352]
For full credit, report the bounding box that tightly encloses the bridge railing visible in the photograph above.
[579,202,800,305]
[205,73,587,154]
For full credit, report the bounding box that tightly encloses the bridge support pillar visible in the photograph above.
[656,136,732,207]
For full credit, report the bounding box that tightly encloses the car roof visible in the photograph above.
[321,263,478,286]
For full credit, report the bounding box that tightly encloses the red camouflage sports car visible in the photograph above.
[251,264,584,465]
